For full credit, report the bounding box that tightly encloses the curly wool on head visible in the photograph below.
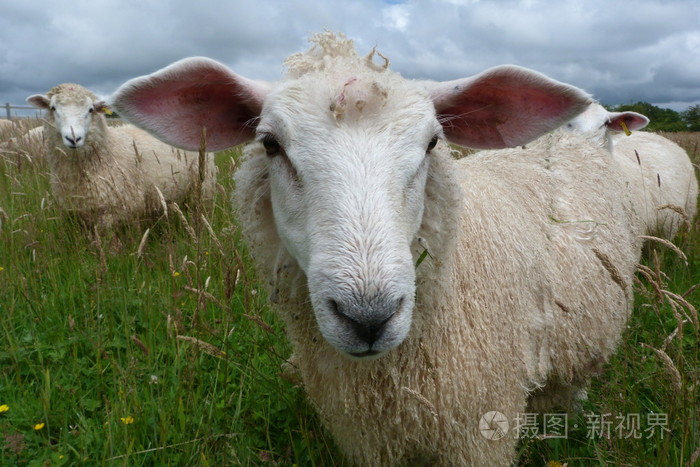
[46,83,99,101]
[284,31,390,78]
[284,31,392,121]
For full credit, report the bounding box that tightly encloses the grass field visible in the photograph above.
[0,124,698,466]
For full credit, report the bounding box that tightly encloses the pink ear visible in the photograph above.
[110,57,271,151]
[27,94,50,109]
[429,65,591,149]
[607,111,649,132]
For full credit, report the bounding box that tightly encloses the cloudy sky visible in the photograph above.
[2,0,699,118]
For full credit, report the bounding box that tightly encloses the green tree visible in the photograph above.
[680,104,700,131]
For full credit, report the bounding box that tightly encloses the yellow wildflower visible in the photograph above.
[172,271,181,277]
[0,404,9,413]
[120,416,134,425]
[34,422,45,430]
[0,266,4,271]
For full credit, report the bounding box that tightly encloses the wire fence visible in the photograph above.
[2,103,45,120]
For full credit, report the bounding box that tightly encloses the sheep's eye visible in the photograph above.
[427,135,438,152]
[89,108,94,113]
[262,134,281,156]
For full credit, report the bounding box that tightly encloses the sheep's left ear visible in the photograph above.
[27,94,50,109]
[606,111,649,133]
[428,65,591,149]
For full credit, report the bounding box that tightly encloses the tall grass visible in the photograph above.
[0,123,698,465]
[0,124,335,465]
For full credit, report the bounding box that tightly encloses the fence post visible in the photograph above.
[4,103,10,120]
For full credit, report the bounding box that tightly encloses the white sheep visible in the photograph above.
[614,132,698,238]
[111,32,643,466]
[1,126,45,165]
[27,83,217,228]
[0,119,16,131]
[566,102,698,239]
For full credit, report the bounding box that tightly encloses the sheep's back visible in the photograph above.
[454,132,641,407]
[112,125,217,202]
[613,132,698,237]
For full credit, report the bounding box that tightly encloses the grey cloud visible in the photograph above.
[1,0,699,118]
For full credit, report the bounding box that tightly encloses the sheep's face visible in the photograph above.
[566,103,610,134]
[48,94,99,149]
[565,103,649,151]
[27,85,107,150]
[565,103,612,148]
[258,76,441,358]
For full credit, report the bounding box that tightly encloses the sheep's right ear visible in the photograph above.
[110,57,271,152]
[606,111,650,133]
[27,94,50,109]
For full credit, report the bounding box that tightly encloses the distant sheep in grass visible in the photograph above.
[13,125,44,144]
[0,119,16,131]
[27,83,217,228]
[567,102,698,239]
[111,32,643,466]
[1,126,45,166]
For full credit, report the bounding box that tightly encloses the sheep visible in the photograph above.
[26,83,217,228]
[0,119,16,131]
[566,102,698,239]
[1,126,45,166]
[111,32,643,466]
[12,125,44,144]
[0,119,18,147]
[614,133,698,238]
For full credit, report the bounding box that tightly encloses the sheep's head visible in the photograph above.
[111,33,591,359]
[254,72,440,357]
[27,83,109,149]
[565,102,649,151]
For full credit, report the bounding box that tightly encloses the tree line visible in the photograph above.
[607,102,700,132]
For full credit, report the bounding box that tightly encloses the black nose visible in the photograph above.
[329,296,403,349]
[65,135,82,146]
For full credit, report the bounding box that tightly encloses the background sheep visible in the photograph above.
[566,102,698,239]
[26,83,217,228]
[0,119,16,131]
[614,132,698,238]
[111,32,642,466]
[0,119,18,146]
[0,125,45,166]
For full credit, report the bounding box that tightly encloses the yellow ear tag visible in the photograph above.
[620,120,631,136]
[102,107,114,116]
